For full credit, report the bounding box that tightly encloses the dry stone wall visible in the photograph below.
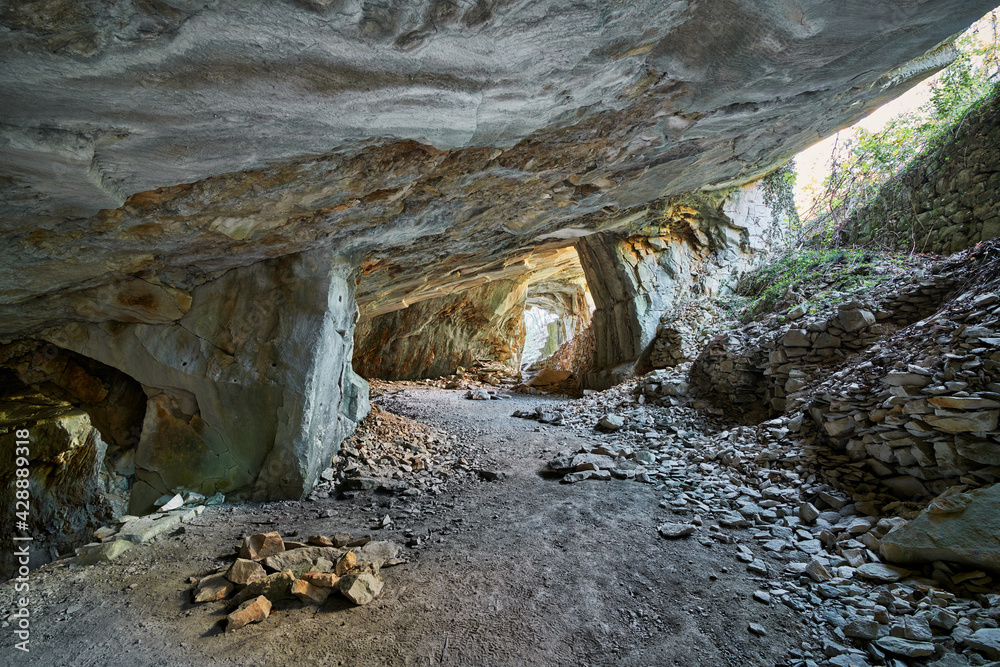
[840,88,1000,254]
[675,243,1000,497]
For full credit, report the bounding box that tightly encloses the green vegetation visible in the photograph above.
[800,12,999,243]
[760,161,800,232]
[725,248,911,322]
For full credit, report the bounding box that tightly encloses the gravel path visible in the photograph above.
[1,387,803,666]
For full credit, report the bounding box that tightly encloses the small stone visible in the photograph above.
[747,560,768,575]
[193,573,235,603]
[308,535,334,547]
[856,562,910,583]
[226,558,267,586]
[748,622,767,636]
[300,571,340,588]
[93,526,117,540]
[839,308,876,332]
[155,493,184,511]
[806,558,833,582]
[561,471,592,483]
[844,617,880,640]
[598,414,624,432]
[76,540,134,565]
[903,615,933,641]
[926,608,959,631]
[331,532,352,548]
[798,502,820,523]
[335,551,357,576]
[718,511,750,528]
[966,628,1000,660]
[239,532,285,561]
[227,595,271,632]
[292,579,331,605]
[752,590,771,604]
[658,523,695,539]
[232,569,297,606]
[338,572,384,605]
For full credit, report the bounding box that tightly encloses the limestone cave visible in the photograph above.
[1,1,1000,665]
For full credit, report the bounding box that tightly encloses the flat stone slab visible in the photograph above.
[117,511,188,543]
[880,484,1000,573]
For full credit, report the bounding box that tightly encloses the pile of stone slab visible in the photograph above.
[544,441,655,483]
[553,380,1000,665]
[315,405,471,499]
[190,530,403,632]
[649,300,725,369]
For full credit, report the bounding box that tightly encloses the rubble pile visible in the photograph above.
[189,530,403,632]
[364,360,520,393]
[534,383,1000,666]
[648,301,726,368]
[315,405,473,499]
[521,323,596,396]
[686,260,962,421]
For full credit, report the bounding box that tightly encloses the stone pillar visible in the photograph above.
[576,188,789,387]
[354,277,529,380]
[45,249,369,512]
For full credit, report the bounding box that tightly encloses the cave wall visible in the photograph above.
[0,377,119,576]
[576,181,789,387]
[43,249,369,513]
[0,340,147,501]
[839,86,1000,254]
[354,278,529,380]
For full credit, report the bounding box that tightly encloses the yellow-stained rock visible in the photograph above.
[227,595,271,632]
[291,578,331,605]
[300,571,340,588]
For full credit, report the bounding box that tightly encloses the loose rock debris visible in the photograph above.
[187,530,404,632]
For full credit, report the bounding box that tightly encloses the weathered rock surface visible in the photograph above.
[0,0,995,578]
[226,596,271,633]
[45,249,370,511]
[338,572,384,606]
[1,1,991,335]
[880,484,1000,573]
[355,278,528,380]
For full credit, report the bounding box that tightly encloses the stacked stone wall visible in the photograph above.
[673,244,1000,496]
[840,87,1000,254]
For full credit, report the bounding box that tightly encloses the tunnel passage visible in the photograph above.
[0,343,145,576]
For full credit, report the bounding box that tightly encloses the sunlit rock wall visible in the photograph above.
[576,182,789,387]
[354,277,529,380]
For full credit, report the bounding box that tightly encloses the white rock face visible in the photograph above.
[45,249,369,512]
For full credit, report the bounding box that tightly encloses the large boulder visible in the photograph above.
[880,485,1000,573]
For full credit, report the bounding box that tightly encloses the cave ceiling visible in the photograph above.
[0,0,993,337]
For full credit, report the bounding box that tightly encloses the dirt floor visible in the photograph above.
[1,387,805,666]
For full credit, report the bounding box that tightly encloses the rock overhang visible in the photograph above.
[1,1,996,334]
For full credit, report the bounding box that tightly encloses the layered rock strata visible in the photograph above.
[577,185,788,387]
[354,277,528,380]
